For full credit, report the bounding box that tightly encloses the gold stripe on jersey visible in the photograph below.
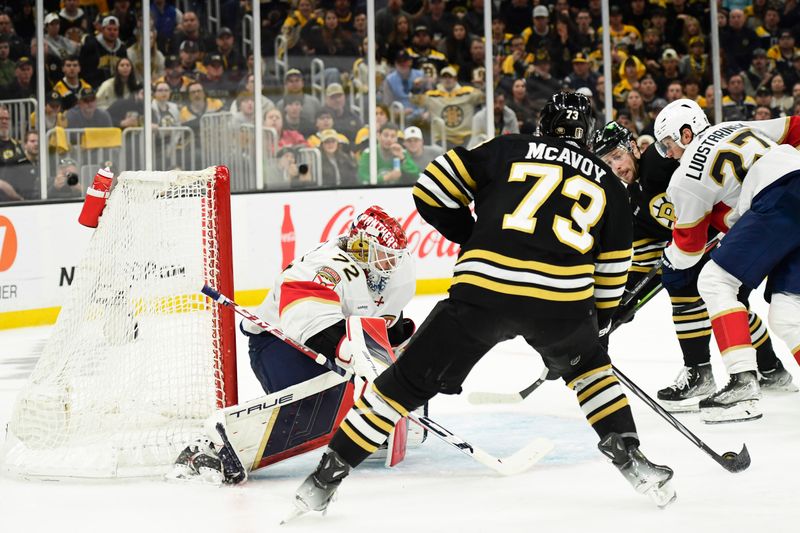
[587,397,629,425]
[279,296,341,317]
[572,365,629,426]
[452,274,594,301]
[568,363,612,390]
[672,296,710,340]
[426,161,471,206]
[355,397,395,433]
[633,237,660,247]
[446,149,478,192]
[340,420,380,453]
[674,210,712,230]
[633,249,663,261]
[459,249,595,275]
[748,312,771,350]
[594,248,631,309]
[412,185,440,207]
[677,329,712,340]
[596,249,633,260]
[673,311,710,322]
[671,296,702,303]
[373,384,409,417]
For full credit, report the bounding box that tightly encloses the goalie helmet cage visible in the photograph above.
[1,166,237,480]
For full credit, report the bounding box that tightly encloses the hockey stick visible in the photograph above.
[611,365,750,473]
[468,366,551,405]
[201,285,553,476]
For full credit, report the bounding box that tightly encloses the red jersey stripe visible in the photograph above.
[279,281,341,316]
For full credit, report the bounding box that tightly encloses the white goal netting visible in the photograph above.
[2,167,236,479]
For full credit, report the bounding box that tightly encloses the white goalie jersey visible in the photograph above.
[665,116,800,269]
[242,238,416,345]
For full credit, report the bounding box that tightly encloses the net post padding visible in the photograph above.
[1,166,236,480]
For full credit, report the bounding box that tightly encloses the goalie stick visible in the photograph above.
[201,285,554,476]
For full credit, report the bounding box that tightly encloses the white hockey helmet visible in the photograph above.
[653,98,710,158]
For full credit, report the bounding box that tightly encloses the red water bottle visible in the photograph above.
[78,167,114,228]
[280,204,296,269]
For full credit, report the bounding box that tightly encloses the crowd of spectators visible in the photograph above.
[2,0,800,202]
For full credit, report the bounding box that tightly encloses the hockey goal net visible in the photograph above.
[2,166,237,479]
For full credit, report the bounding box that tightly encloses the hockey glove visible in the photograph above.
[387,315,416,347]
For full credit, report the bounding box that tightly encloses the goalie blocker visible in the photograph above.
[168,316,421,484]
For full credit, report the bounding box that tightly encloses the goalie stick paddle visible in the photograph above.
[201,285,553,476]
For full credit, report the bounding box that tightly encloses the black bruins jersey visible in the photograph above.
[628,147,678,273]
[412,134,632,322]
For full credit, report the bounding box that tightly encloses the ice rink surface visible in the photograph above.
[1,292,799,533]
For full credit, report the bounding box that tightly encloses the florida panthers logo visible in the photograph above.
[649,193,676,230]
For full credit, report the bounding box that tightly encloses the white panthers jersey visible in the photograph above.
[665,116,800,269]
[242,238,416,345]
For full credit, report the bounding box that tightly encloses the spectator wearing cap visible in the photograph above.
[412,65,483,147]
[198,53,237,109]
[211,27,246,83]
[721,9,759,74]
[357,122,419,185]
[79,15,128,87]
[49,157,82,199]
[418,0,458,46]
[679,36,711,87]
[597,5,642,50]
[722,73,757,121]
[402,125,441,170]
[169,11,215,58]
[0,12,25,60]
[44,12,79,60]
[96,57,140,110]
[654,49,681,100]
[407,25,448,72]
[319,128,358,187]
[307,109,336,148]
[283,94,316,138]
[152,0,180,52]
[501,35,534,79]
[109,0,137,45]
[768,30,800,74]
[178,40,203,78]
[154,55,194,105]
[276,69,323,127]
[0,56,34,99]
[0,36,14,87]
[64,86,113,128]
[31,91,68,133]
[53,55,92,111]
[743,47,773,96]
[522,5,556,56]
[753,85,781,118]
[563,52,598,95]
[470,92,519,146]
[323,83,362,142]
[281,0,323,56]
[755,7,782,50]
[382,50,425,122]
[499,0,535,36]
[525,49,562,105]
[58,0,89,37]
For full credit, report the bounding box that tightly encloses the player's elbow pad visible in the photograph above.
[387,317,416,346]
[305,320,347,362]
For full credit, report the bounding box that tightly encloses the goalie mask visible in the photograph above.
[345,206,408,290]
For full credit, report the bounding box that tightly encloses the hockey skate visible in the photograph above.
[598,433,676,508]
[283,449,351,524]
[759,359,799,393]
[657,364,716,412]
[699,371,762,424]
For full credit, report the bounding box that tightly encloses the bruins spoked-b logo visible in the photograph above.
[649,193,676,229]
[441,105,464,128]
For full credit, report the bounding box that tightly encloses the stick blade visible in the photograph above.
[492,437,554,476]
[719,444,751,473]
[467,391,523,405]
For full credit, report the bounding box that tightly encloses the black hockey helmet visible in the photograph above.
[538,91,595,147]
[593,121,634,158]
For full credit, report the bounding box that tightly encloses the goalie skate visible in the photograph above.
[759,360,798,393]
[700,371,762,424]
[656,364,715,412]
[599,433,676,509]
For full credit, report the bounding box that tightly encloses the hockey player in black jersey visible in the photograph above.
[290,92,676,518]
[592,122,796,412]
